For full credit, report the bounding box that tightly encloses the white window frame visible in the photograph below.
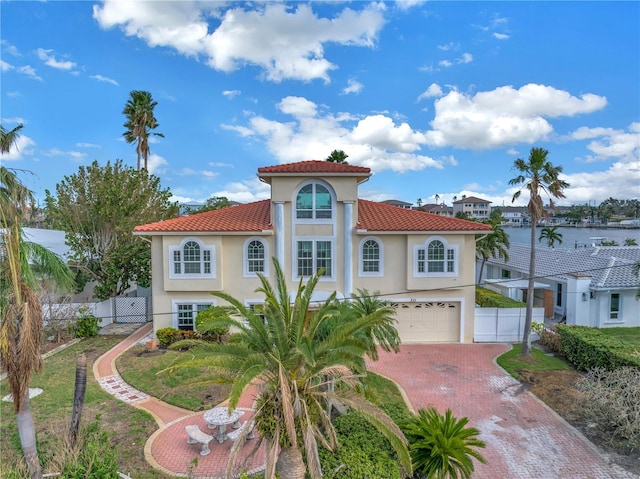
[413,236,458,278]
[293,238,335,281]
[169,238,215,279]
[243,237,269,277]
[609,293,621,321]
[358,236,384,277]
[171,299,216,331]
[244,300,266,328]
[293,180,336,223]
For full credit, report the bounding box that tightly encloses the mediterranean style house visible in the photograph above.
[134,161,491,343]
[453,196,491,221]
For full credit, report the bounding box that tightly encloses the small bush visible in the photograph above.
[73,307,100,338]
[577,367,640,448]
[476,287,526,308]
[156,325,225,349]
[156,327,178,348]
[195,306,230,341]
[539,327,562,353]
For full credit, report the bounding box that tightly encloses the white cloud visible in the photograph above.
[0,134,35,161]
[1,40,20,57]
[211,177,271,203]
[176,167,217,178]
[223,90,241,99]
[17,65,42,81]
[36,48,76,70]
[93,2,385,83]
[1,60,14,72]
[76,142,101,148]
[425,83,607,149]
[228,95,442,174]
[572,123,640,163]
[418,83,443,100]
[6,91,21,98]
[459,52,473,64]
[493,32,510,40]
[69,151,87,161]
[437,42,458,51]
[439,59,452,68]
[341,78,363,95]
[147,153,168,175]
[90,74,119,85]
[394,0,426,11]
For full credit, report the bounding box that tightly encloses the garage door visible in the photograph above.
[392,302,460,343]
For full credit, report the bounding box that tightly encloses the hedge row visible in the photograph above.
[475,287,526,308]
[555,325,640,370]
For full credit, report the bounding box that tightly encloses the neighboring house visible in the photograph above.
[134,161,491,343]
[379,199,413,209]
[481,244,640,328]
[453,196,492,221]
[421,203,455,217]
[497,206,528,226]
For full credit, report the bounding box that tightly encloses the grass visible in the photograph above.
[496,343,572,379]
[0,336,166,479]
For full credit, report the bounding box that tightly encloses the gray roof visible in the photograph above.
[486,244,640,290]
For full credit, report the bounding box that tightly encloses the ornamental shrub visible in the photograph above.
[475,287,526,308]
[73,307,100,338]
[156,327,179,348]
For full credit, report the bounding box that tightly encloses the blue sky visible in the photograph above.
[2,1,639,208]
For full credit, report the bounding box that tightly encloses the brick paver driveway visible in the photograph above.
[367,344,637,479]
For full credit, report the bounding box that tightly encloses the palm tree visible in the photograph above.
[509,147,569,356]
[434,194,440,205]
[624,238,638,246]
[122,90,164,170]
[476,223,510,283]
[539,226,563,248]
[404,406,486,479]
[168,260,412,479]
[1,125,73,479]
[326,149,349,164]
[1,123,24,153]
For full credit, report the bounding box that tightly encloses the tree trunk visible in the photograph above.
[69,353,87,446]
[276,446,306,479]
[17,392,42,479]
[521,223,537,356]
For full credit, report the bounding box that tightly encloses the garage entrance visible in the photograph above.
[392,301,460,343]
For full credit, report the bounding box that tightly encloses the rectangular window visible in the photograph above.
[176,303,211,331]
[297,241,313,277]
[203,250,211,274]
[501,269,511,279]
[447,249,455,273]
[297,240,332,277]
[417,249,425,273]
[173,251,181,274]
[556,283,563,307]
[610,293,620,320]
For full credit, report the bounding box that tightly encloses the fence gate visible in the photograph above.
[112,296,149,323]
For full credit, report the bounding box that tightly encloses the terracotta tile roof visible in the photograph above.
[357,200,492,232]
[134,200,271,233]
[258,160,371,175]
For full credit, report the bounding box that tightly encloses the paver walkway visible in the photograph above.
[367,344,638,479]
[93,323,265,479]
[95,328,637,478]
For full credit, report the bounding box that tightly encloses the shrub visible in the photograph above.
[539,327,562,353]
[195,306,230,341]
[157,325,225,349]
[476,287,526,308]
[403,407,486,479]
[577,367,640,448]
[555,325,640,370]
[73,307,100,338]
[319,409,403,479]
[156,327,179,348]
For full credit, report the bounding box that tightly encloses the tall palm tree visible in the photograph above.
[168,260,411,479]
[122,90,164,170]
[538,226,563,248]
[1,125,73,479]
[509,147,569,356]
[476,223,510,284]
[326,149,349,164]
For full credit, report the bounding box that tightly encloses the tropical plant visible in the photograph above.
[403,407,486,479]
[122,90,164,170]
[1,138,73,478]
[509,147,569,356]
[476,223,510,284]
[624,238,638,246]
[1,124,24,153]
[326,149,349,164]
[538,226,563,248]
[166,260,412,479]
[44,160,178,299]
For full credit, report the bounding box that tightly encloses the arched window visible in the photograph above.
[170,239,214,278]
[296,183,332,219]
[244,238,269,276]
[359,237,383,276]
[414,238,457,277]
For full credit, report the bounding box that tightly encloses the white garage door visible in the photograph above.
[392,302,460,343]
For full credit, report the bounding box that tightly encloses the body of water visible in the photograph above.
[505,226,640,248]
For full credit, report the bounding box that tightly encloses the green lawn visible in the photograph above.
[496,343,572,379]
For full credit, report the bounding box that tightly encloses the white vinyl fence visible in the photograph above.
[43,297,150,328]
[474,307,544,343]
